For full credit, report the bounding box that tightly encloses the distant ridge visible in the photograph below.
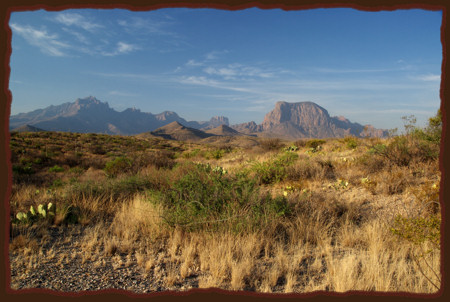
[9,97,230,135]
[205,124,242,136]
[11,124,46,133]
[10,97,388,138]
[148,121,216,141]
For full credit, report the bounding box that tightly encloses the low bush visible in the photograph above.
[48,165,65,173]
[133,151,176,170]
[286,157,327,181]
[370,111,441,167]
[342,136,358,149]
[259,138,284,151]
[153,162,293,232]
[252,152,298,184]
[293,139,307,148]
[305,139,326,150]
[104,156,133,177]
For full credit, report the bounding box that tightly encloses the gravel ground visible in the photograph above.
[9,225,200,293]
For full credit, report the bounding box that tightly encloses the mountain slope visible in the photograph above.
[11,124,46,133]
[232,101,388,139]
[9,97,230,135]
[205,124,242,136]
[148,121,216,141]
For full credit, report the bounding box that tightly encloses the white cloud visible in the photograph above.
[203,66,237,78]
[313,67,396,74]
[101,41,139,56]
[10,23,69,56]
[205,50,226,61]
[186,59,203,67]
[109,91,140,97]
[118,17,172,35]
[179,76,220,87]
[199,62,275,80]
[54,13,102,32]
[117,42,137,53]
[417,74,441,82]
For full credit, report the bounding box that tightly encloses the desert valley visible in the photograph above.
[8,97,442,293]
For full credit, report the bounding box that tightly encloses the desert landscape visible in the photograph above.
[7,7,443,295]
[8,99,442,293]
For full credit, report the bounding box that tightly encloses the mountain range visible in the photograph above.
[9,96,388,139]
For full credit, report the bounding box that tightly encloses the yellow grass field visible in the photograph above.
[8,117,442,293]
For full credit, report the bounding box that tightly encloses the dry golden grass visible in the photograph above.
[9,132,442,294]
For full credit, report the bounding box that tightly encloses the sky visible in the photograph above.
[8,7,443,130]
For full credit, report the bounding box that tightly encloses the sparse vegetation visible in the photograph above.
[9,111,442,293]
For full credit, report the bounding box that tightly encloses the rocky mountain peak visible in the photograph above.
[209,116,229,126]
[262,101,331,130]
[155,111,181,121]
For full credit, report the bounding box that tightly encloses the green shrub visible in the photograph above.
[48,165,65,173]
[305,139,326,150]
[372,111,441,167]
[252,152,298,185]
[342,136,358,149]
[293,139,307,148]
[104,156,132,177]
[182,148,202,159]
[391,215,440,247]
[133,151,176,170]
[205,149,224,160]
[283,145,298,152]
[89,144,107,155]
[56,204,81,225]
[152,162,293,232]
[12,163,34,175]
[259,138,284,151]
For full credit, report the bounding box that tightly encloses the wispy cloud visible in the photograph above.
[205,50,229,61]
[54,12,103,32]
[108,90,140,97]
[10,23,69,56]
[313,67,398,74]
[117,17,173,36]
[87,71,164,82]
[62,28,90,44]
[174,51,229,73]
[186,59,203,67]
[203,63,274,80]
[11,20,139,57]
[416,74,441,82]
[179,76,220,87]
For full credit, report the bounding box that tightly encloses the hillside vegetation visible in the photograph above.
[8,112,442,293]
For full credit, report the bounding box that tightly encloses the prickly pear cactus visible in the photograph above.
[47,202,55,214]
[37,204,47,218]
[16,212,27,221]
[29,205,36,216]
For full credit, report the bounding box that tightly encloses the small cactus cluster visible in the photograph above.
[284,145,298,152]
[15,202,56,224]
[327,179,349,191]
[282,184,309,196]
[306,145,323,154]
[212,166,228,175]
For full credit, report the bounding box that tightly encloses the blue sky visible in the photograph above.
[8,7,442,130]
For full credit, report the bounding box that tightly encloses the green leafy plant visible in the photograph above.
[283,145,298,152]
[306,139,326,150]
[104,156,132,177]
[342,136,358,149]
[48,165,65,173]
[252,152,298,185]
